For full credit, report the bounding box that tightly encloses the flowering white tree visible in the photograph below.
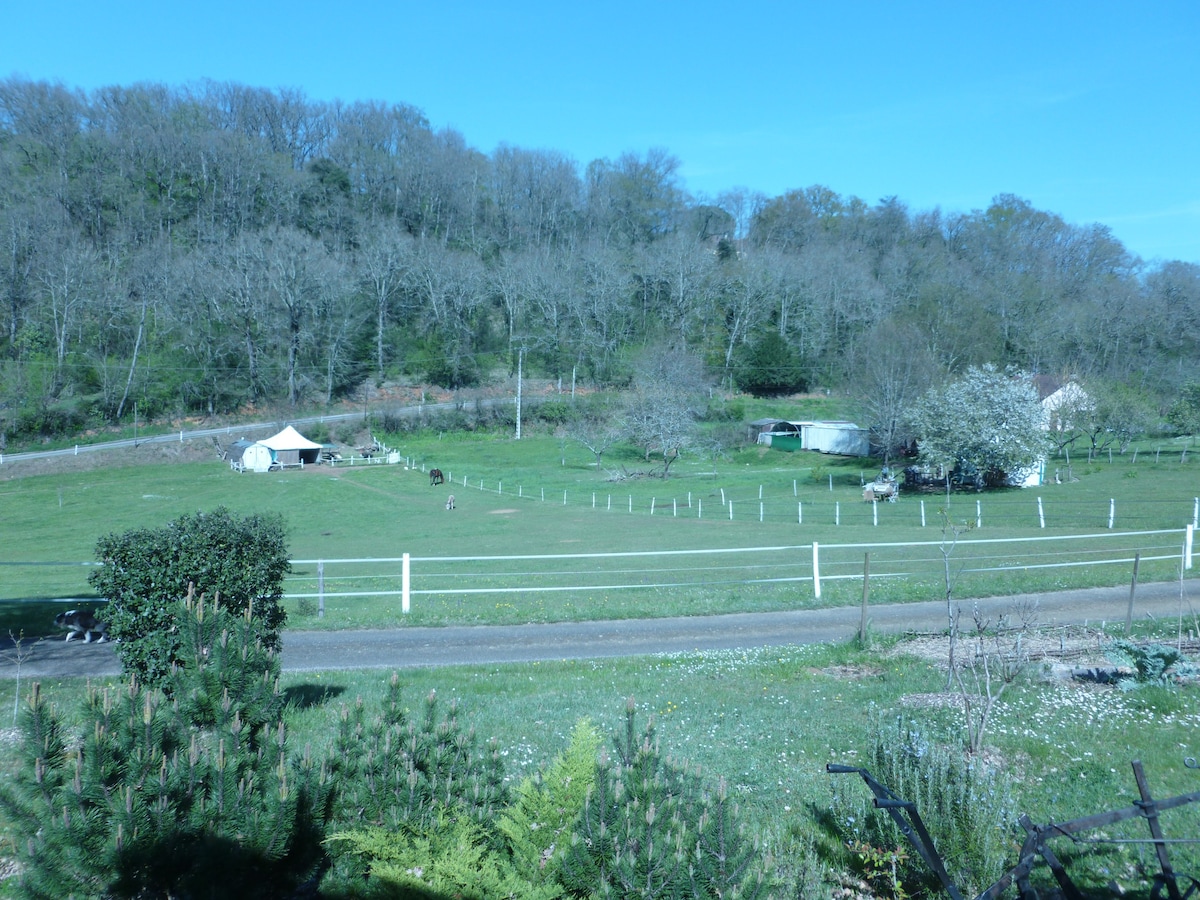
[907,364,1049,489]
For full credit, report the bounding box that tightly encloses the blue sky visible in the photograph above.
[3,1,1198,264]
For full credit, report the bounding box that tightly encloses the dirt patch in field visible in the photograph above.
[490,508,519,514]
[888,626,1122,669]
[815,664,884,679]
[0,439,216,480]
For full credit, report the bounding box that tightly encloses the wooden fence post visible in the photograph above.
[1126,552,1140,635]
[402,553,411,615]
[812,542,821,599]
[859,552,870,643]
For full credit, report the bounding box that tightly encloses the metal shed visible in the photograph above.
[801,421,870,456]
[747,418,799,443]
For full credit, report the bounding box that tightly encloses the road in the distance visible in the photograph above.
[1,581,1190,680]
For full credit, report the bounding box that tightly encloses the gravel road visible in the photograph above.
[1,581,1192,681]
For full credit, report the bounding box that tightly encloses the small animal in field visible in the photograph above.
[446,494,455,510]
[54,609,108,643]
[429,468,444,486]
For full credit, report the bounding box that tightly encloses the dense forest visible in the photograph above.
[1,77,1196,446]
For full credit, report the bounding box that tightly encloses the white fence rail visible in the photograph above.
[286,526,1195,615]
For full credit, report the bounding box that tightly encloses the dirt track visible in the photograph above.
[2,581,1194,681]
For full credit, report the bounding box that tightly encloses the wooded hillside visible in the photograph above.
[1,78,1195,442]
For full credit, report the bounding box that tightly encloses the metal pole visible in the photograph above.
[515,347,523,440]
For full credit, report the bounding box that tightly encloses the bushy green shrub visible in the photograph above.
[702,396,746,423]
[12,400,94,441]
[327,818,560,900]
[89,507,290,690]
[535,399,572,426]
[496,718,602,890]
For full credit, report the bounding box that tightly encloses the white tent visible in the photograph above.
[259,426,323,467]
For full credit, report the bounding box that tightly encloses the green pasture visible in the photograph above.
[2,426,1200,895]
[1,427,1197,636]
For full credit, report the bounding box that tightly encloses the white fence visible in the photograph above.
[286,526,1195,615]
[393,460,1200,533]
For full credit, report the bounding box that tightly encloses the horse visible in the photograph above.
[429,468,444,486]
[446,494,455,510]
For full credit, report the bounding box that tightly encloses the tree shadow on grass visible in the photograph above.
[283,682,346,709]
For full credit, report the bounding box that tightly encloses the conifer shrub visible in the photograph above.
[495,718,603,890]
[0,589,330,899]
[327,818,560,900]
[328,674,508,834]
[322,674,510,895]
[559,697,775,899]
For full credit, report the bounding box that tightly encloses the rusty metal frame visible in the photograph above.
[827,762,967,900]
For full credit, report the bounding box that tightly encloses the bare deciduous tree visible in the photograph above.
[952,602,1036,755]
[622,344,710,478]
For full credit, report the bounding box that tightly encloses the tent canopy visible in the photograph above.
[258,426,322,466]
[259,426,322,450]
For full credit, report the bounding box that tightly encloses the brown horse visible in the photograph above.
[429,468,444,486]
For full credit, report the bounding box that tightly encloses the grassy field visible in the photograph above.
[2,421,1200,895]
[1,423,1196,634]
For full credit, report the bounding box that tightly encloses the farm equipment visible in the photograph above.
[864,472,899,502]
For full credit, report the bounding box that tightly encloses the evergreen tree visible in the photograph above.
[0,587,331,899]
[323,674,511,896]
[560,698,775,899]
[329,674,508,833]
[734,329,807,397]
[496,718,603,890]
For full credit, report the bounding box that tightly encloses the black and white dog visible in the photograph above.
[54,609,108,643]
